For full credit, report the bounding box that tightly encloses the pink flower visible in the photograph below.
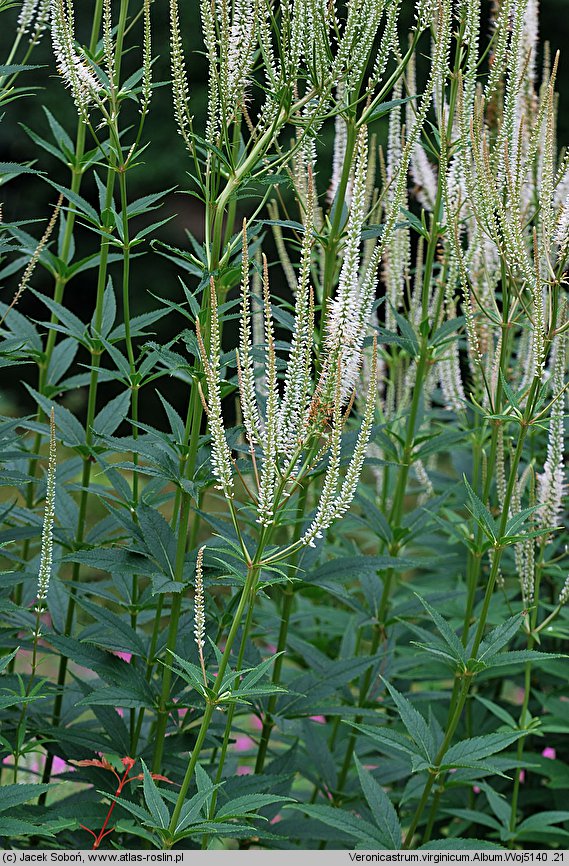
[52,756,67,775]
[519,770,525,783]
[310,715,326,724]
[234,736,254,752]
[237,765,252,775]
[250,715,263,731]
[512,687,525,706]
[542,747,557,760]
[473,786,481,795]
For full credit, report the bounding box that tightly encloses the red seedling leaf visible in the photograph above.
[71,759,108,769]
[128,772,173,784]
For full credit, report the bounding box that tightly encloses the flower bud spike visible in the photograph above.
[257,255,279,527]
[238,220,263,449]
[141,0,152,113]
[37,408,57,608]
[537,330,566,535]
[197,281,234,498]
[194,546,207,687]
[279,163,315,457]
[170,0,193,152]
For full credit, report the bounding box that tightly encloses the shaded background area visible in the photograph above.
[0,0,567,422]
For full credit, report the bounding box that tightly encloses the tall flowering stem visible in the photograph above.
[13,409,56,783]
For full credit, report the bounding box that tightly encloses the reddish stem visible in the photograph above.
[87,765,133,849]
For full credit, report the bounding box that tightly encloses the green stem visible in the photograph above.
[14,0,103,614]
[118,158,140,751]
[41,161,118,791]
[509,540,546,836]
[332,210,441,798]
[403,678,471,848]
[131,388,198,756]
[166,556,265,841]
[151,492,193,773]
[254,485,310,775]
[404,405,535,846]
[201,589,259,847]
[320,121,357,332]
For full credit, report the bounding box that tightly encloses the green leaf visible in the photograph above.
[238,654,282,692]
[30,288,87,340]
[141,760,170,830]
[216,794,294,819]
[126,188,176,218]
[98,279,117,338]
[504,505,541,539]
[415,594,467,664]
[484,650,568,668]
[0,783,52,811]
[0,817,54,837]
[62,548,155,576]
[381,678,435,762]
[443,731,525,766]
[76,596,147,657]
[0,162,40,176]
[517,811,569,832]
[419,838,504,850]
[287,804,388,847]
[21,124,68,164]
[463,476,497,542]
[0,648,18,673]
[481,784,510,827]
[25,385,86,447]
[346,722,426,760]
[475,613,524,662]
[474,695,517,728]
[280,654,384,715]
[393,307,419,355]
[442,808,502,832]
[174,785,225,834]
[45,179,100,224]
[167,651,208,692]
[106,794,155,826]
[499,371,522,413]
[354,757,401,848]
[138,503,177,579]
[76,684,154,709]
[93,390,131,437]
[48,337,78,386]
[366,95,417,123]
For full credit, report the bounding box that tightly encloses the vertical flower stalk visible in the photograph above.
[194,546,207,688]
[537,333,566,533]
[13,409,57,783]
[36,408,57,617]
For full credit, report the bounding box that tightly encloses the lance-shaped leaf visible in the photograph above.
[354,756,401,849]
